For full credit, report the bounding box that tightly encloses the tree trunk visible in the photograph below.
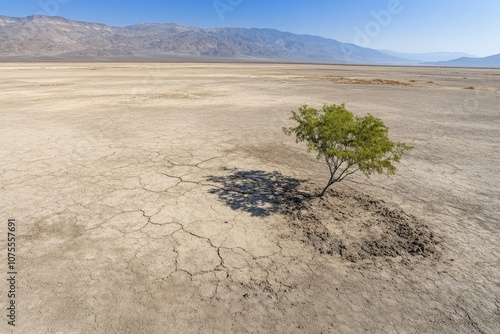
[317,181,333,198]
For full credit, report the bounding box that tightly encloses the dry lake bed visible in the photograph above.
[1,63,499,333]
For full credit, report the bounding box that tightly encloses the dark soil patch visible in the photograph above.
[284,187,441,263]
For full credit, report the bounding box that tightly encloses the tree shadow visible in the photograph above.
[206,169,309,217]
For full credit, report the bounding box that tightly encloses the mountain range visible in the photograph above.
[0,15,499,67]
[377,50,476,63]
[422,54,500,68]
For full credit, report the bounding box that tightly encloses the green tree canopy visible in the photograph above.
[283,104,413,197]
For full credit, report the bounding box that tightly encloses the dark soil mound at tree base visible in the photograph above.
[285,187,441,263]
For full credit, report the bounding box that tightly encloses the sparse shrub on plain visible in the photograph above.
[283,104,413,197]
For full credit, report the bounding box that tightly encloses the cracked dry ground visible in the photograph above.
[1,63,500,333]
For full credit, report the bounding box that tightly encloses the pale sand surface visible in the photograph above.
[1,63,499,333]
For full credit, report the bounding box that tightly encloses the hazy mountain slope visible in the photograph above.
[0,15,411,64]
[379,50,476,63]
[424,54,500,68]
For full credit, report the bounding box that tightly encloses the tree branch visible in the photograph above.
[338,168,359,182]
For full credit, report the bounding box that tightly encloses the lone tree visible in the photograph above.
[283,104,413,198]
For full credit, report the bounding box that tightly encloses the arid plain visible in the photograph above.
[1,63,499,333]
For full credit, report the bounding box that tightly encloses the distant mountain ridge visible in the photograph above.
[423,54,500,68]
[0,15,410,64]
[0,15,498,67]
[378,50,476,63]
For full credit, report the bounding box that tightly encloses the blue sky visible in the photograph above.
[1,0,499,56]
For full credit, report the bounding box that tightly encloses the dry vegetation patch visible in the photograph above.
[322,77,415,86]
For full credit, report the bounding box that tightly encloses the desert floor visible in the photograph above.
[1,63,499,333]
